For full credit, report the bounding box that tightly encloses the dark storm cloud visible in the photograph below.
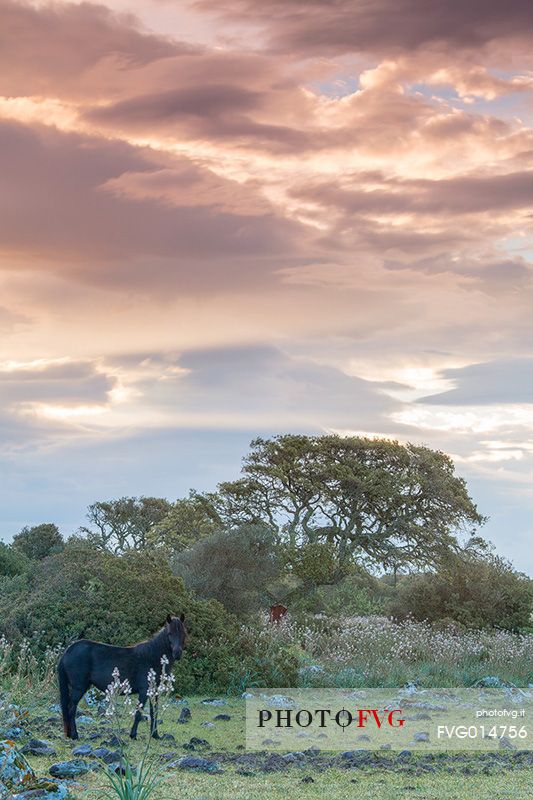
[194,0,533,56]
[419,359,533,405]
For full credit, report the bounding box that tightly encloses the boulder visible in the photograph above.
[21,740,57,758]
[173,756,221,773]
[48,759,93,778]
[90,747,122,764]
[72,744,93,756]
[1,741,67,799]
[178,707,191,724]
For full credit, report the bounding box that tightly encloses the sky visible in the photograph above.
[1,0,532,574]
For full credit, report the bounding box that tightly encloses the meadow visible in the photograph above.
[1,615,532,800]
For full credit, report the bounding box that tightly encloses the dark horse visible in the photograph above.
[57,614,186,740]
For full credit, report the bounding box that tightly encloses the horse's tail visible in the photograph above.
[58,657,71,738]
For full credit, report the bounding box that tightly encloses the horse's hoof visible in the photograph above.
[130,734,137,740]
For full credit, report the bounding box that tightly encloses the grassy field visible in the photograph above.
[2,619,532,799]
[9,695,531,800]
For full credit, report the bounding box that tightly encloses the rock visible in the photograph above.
[298,665,324,676]
[91,748,122,764]
[75,715,94,725]
[282,752,306,763]
[1,741,67,799]
[499,737,516,750]
[101,735,121,748]
[213,714,231,721]
[189,737,209,747]
[479,676,503,688]
[72,744,93,756]
[241,692,254,700]
[4,726,25,740]
[201,698,226,706]
[264,695,294,709]
[21,740,57,758]
[160,733,175,742]
[301,776,315,784]
[178,707,191,723]
[1,740,35,787]
[108,763,131,776]
[48,705,61,714]
[413,732,430,743]
[201,722,214,728]
[173,756,221,773]
[49,760,93,778]
[10,784,68,799]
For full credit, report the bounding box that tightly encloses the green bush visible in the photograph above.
[390,552,533,631]
[0,542,29,577]
[12,523,64,561]
[0,538,297,694]
[174,524,281,616]
[316,574,387,616]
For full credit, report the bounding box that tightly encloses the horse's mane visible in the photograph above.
[134,627,170,659]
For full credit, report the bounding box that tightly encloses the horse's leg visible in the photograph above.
[130,688,147,740]
[149,699,160,739]
[68,685,87,740]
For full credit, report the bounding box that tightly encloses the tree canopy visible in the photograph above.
[207,434,485,573]
[174,523,281,616]
[79,496,172,553]
[12,523,64,561]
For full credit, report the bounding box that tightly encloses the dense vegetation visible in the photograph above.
[0,434,531,692]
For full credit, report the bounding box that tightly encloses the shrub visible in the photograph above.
[0,543,29,577]
[316,574,387,616]
[174,524,281,616]
[12,524,63,561]
[0,539,191,649]
[390,552,533,631]
[0,538,296,694]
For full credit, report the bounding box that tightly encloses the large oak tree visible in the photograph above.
[206,434,485,573]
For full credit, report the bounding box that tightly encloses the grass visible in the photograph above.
[124,769,533,800]
[2,620,532,799]
[7,696,530,800]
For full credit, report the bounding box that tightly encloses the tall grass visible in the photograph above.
[247,614,533,688]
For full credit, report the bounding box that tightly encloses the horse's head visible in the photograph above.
[165,613,187,661]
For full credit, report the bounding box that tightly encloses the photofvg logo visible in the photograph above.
[259,706,405,731]
[245,689,533,751]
